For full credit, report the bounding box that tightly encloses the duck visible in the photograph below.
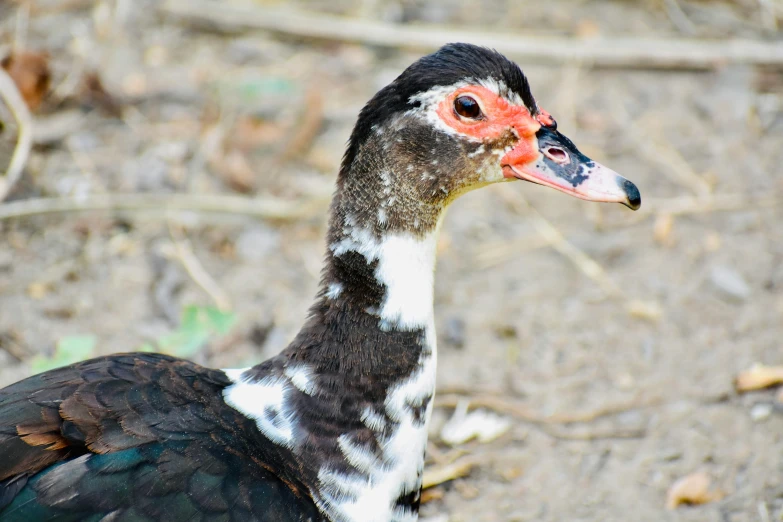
[0,43,640,522]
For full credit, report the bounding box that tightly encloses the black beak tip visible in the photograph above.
[619,178,641,210]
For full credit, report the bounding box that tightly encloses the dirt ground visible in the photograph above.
[1,1,783,521]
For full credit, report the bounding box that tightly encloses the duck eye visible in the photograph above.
[454,96,482,119]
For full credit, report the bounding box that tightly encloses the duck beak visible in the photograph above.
[502,126,641,210]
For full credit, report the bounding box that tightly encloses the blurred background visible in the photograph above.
[0,0,782,520]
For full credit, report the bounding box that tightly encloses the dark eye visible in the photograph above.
[454,96,482,119]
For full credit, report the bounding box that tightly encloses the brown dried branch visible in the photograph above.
[435,393,660,425]
[0,65,33,201]
[0,193,330,222]
[422,455,479,489]
[161,0,783,70]
[167,221,232,311]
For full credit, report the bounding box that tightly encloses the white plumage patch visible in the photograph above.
[330,218,438,332]
[284,365,317,395]
[326,282,343,300]
[361,406,388,432]
[222,369,298,449]
[376,234,436,330]
[337,435,382,473]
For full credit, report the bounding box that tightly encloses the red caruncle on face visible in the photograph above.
[435,85,544,167]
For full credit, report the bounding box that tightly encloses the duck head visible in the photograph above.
[337,43,640,236]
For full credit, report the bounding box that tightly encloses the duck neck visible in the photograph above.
[285,203,442,379]
[230,161,446,521]
[280,134,447,372]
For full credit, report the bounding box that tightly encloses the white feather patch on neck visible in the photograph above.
[319,226,440,522]
[331,220,439,332]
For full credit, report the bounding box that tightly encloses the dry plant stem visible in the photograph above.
[0,67,33,202]
[543,426,646,440]
[161,0,783,70]
[167,220,232,311]
[435,393,660,426]
[641,193,782,216]
[422,455,480,489]
[610,101,712,196]
[499,190,624,298]
[276,88,324,164]
[472,234,554,269]
[27,0,93,16]
[0,193,329,222]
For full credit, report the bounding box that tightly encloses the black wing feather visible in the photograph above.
[0,353,322,521]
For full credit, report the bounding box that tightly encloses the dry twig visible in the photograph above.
[610,103,712,197]
[161,0,783,70]
[167,221,232,311]
[495,189,663,320]
[0,65,33,201]
[422,455,479,489]
[640,193,782,217]
[0,193,330,222]
[498,190,624,298]
[435,393,659,425]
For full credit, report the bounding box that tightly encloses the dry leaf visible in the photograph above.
[211,149,256,194]
[734,364,783,392]
[1,51,51,111]
[666,471,721,509]
[27,281,50,300]
[276,88,323,163]
[653,213,674,246]
[233,116,286,151]
[626,300,663,322]
[81,72,122,117]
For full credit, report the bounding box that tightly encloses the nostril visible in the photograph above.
[545,147,568,164]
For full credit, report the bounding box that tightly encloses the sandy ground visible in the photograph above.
[1,1,783,520]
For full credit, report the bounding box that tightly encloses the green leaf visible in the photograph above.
[157,305,237,358]
[31,335,97,373]
[205,307,237,334]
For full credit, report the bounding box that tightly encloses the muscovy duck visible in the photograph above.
[0,43,640,522]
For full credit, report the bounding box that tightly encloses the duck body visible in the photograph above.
[0,43,639,521]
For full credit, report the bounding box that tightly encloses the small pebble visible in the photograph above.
[710,265,751,301]
[750,403,773,422]
[442,316,465,349]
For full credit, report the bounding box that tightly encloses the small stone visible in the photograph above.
[709,265,751,301]
[750,403,773,422]
[442,316,465,349]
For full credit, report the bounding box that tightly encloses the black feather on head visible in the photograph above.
[341,43,537,177]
